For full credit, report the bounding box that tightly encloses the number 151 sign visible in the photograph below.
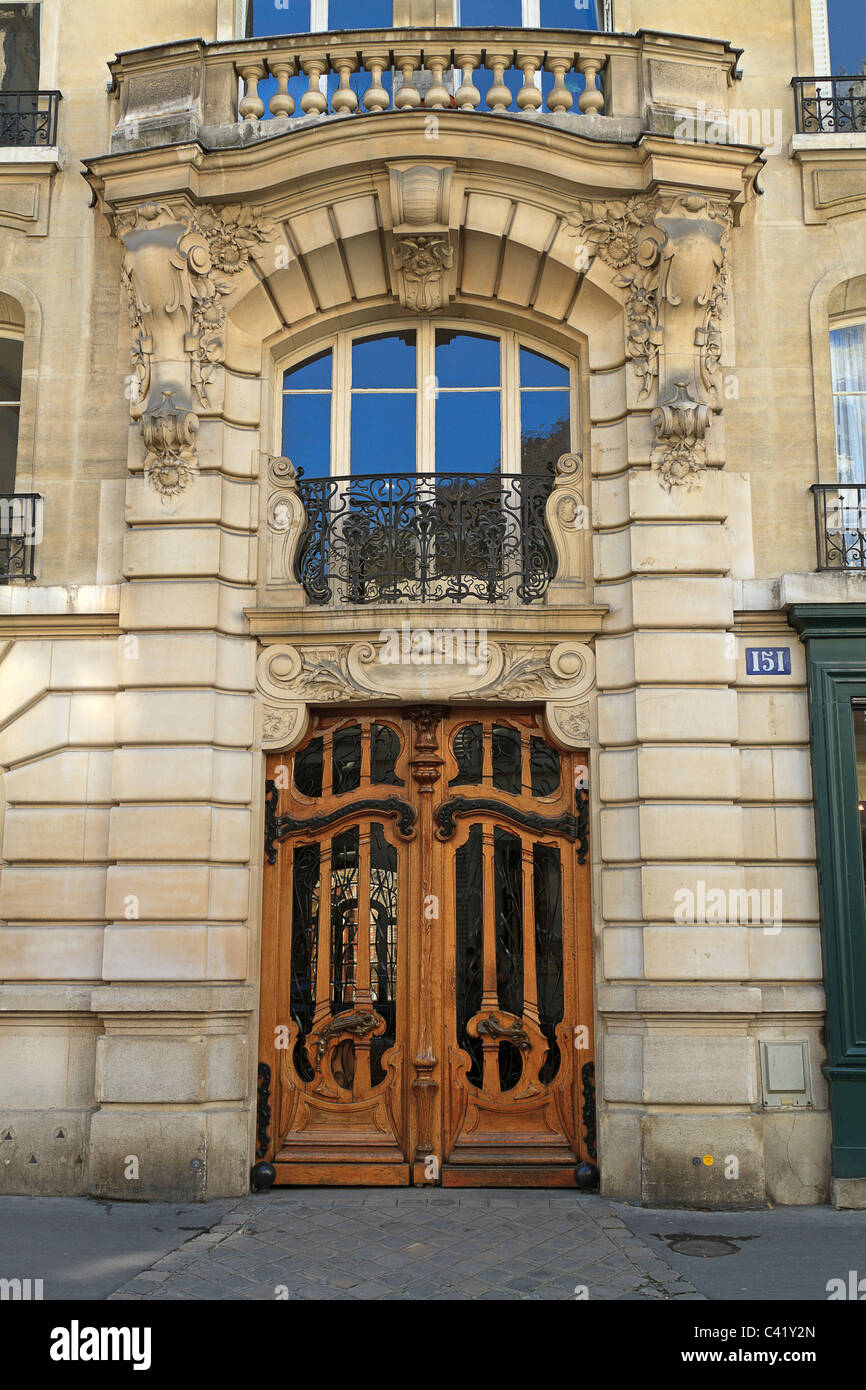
[745,647,791,676]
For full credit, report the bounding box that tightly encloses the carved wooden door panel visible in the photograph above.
[257,707,593,1188]
[436,712,593,1185]
[259,713,415,1185]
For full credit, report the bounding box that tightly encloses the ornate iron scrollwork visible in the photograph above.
[581,1060,597,1162]
[574,1059,600,1192]
[295,470,556,605]
[575,784,589,865]
[265,779,416,864]
[435,796,580,843]
[255,1060,271,1161]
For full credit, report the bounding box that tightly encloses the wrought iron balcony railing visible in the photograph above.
[0,494,41,580]
[812,483,866,569]
[792,76,866,134]
[0,91,61,147]
[295,470,556,604]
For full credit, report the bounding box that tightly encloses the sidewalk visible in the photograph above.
[2,1190,864,1301]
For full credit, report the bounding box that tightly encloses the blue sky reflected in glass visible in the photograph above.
[520,346,569,388]
[541,0,598,26]
[283,394,331,476]
[352,394,416,472]
[460,0,521,22]
[521,392,570,472]
[251,0,311,36]
[284,348,332,389]
[352,331,416,387]
[330,0,393,27]
[436,331,500,387]
[437,393,501,473]
[829,0,866,74]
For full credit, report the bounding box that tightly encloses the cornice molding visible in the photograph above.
[0,613,121,638]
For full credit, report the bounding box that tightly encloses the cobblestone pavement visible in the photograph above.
[108,1190,704,1302]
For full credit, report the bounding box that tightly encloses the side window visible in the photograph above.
[828,0,866,76]
[829,289,866,486]
[0,295,24,493]
[0,3,40,91]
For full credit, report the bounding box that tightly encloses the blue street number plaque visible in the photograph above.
[745,647,791,675]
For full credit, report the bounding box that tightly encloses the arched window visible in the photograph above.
[281,324,574,477]
[0,293,24,493]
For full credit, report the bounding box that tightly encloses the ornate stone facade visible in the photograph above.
[1,0,861,1211]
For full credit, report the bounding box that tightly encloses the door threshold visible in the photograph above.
[271,1162,411,1187]
[442,1166,578,1188]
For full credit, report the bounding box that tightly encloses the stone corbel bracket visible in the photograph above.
[545,453,589,602]
[264,454,308,601]
[566,190,732,492]
[117,200,277,496]
[386,163,456,314]
[255,636,596,753]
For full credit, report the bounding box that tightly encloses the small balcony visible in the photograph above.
[0,91,61,147]
[792,76,866,135]
[295,469,556,605]
[812,483,866,569]
[0,494,41,581]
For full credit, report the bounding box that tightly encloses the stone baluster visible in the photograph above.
[577,55,605,114]
[331,54,359,115]
[300,54,329,116]
[546,53,574,113]
[268,59,296,118]
[485,50,513,112]
[238,62,266,121]
[454,52,481,110]
[363,51,391,112]
[423,51,452,109]
[394,52,422,110]
[516,52,543,112]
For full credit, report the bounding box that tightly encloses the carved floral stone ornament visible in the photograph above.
[388,162,456,313]
[566,191,732,492]
[118,200,276,494]
[255,637,596,752]
[392,234,454,313]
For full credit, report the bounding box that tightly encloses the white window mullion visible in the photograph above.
[420,321,434,476]
[522,0,541,28]
[334,334,350,475]
[503,332,521,476]
[310,0,329,32]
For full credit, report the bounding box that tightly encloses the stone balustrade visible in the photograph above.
[237,37,605,119]
[106,28,743,151]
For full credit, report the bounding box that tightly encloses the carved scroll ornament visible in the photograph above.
[256,637,596,752]
[566,192,732,491]
[118,201,276,495]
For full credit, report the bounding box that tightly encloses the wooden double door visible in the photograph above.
[258,706,594,1187]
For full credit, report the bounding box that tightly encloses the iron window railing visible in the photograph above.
[792,76,866,134]
[0,90,61,147]
[295,470,556,604]
[812,483,866,569]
